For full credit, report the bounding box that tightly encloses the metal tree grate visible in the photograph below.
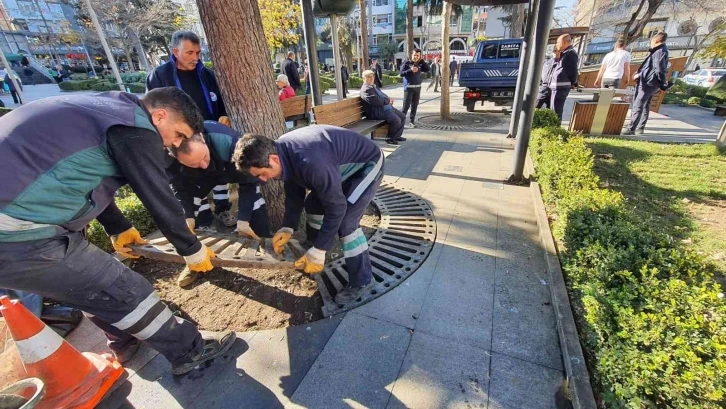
[315,183,437,317]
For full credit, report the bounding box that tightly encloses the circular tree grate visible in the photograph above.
[314,183,437,317]
[415,112,507,131]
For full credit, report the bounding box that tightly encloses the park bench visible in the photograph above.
[312,97,389,138]
[280,95,312,125]
[715,105,726,117]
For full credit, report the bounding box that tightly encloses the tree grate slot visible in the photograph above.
[315,182,437,317]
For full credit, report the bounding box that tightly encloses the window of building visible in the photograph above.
[373,14,392,25]
[374,0,390,6]
[450,14,458,27]
[428,14,442,25]
[373,34,393,45]
[416,16,423,27]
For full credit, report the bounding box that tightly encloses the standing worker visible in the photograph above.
[234,125,384,305]
[0,88,236,374]
[594,39,631,89]
[624,32,670,135]
[400,49,430,128]
[536,34,579,120]
[427,57,442,92]
[167,121,271,287]
[147,30,229,126]
[281,52,302,92]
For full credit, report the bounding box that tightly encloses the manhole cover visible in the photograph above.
[315,183,437,316]
[415,112,506,131]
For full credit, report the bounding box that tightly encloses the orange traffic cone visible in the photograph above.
[0,296,124,409]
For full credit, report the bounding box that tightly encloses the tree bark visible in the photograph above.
[621,0,663,45]
[359,0,370,67]
[123,44,135,72]
[406,0,414,56]
[510,4,526,38]
[196,0,287,229]
[717,120,726,149]
[127,27,151,71]
[440,1,452,120]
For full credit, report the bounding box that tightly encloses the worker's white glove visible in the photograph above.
[236,220,261,240]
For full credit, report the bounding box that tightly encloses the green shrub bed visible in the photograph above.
[58,79,145,93]
[86,187,156,253]
[530,127,726,408]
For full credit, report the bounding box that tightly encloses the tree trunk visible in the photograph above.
[510,4,526,38]
[621,0,663,45]
[717,120,726,149]
[440,1,452,120]
[127,27,151,71]
[359,0,370,67]
[196,0,287,229]
[406,0,414,56]
[123,44,135,72]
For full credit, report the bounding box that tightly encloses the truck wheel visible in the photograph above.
[466,103,475,112]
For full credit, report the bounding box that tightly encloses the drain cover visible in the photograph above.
[315,183,437,316]
[415,112,506,131]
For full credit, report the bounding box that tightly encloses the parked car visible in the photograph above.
[682,68,726,88]
[459,39,522,111]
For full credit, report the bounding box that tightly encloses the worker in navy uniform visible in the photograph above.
[537,34,579,120]
[167,121,270,287]
[234,125,384,305]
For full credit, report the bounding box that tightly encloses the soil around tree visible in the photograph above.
[134,203,380,332]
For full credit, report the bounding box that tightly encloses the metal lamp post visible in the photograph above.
[83,0,124,91]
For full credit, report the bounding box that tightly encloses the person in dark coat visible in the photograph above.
[147,30,228,124]
[400,49,430,127]
[340,64,349,98]
[280,52,302,91]
[624,32,670,135]
[360,70,406,145]
[4,71,22,104]
[370,58,384,88]
[536,34,579,120]
[449,59,458,85]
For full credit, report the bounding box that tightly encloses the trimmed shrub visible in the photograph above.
[687,96,702,105]
[382,74,402,85]
[120,71,147,84]
[705,75,726,104]
[530,128,726,408]
[58,79,100,91]
[86,191,156,253]
[532,108,561,129]
[70,73,88,80]
[700,98,717,108]
[0,107,12,117]
[348,75,363,88]
[125,83,146,93]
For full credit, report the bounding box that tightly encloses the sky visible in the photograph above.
[553,0,579,27]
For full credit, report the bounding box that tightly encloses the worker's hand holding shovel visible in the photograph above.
[272,227,293,254]
[236,221,261,240]
[110,227,148,259]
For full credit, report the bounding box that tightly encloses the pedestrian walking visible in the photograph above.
[360,70,406,145]
[370,59,384,88]
[624,32,670,135]
[449,58,458,86]
[594,39,631,89]
[280,52,302,91]
[427,57,442,92]
[340,64,349,98]
[400,49,430,128]
[536,34,579,120]
[4,71,22,104]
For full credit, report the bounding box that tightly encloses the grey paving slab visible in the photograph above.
[387,331,490,409]
[98,331,258,409]
[497,225,542,256]
[290,312,412,409]
[445,216,498,251]
[488,353,565,409]
[416,245,496,350]
[492,256,563,371]
[355,243,444,329]
[188,316,344,409]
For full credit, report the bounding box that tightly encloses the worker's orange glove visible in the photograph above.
[218,116,231,126]
[110,227,148,259]
[294,247,326,274]
[184,245,216,273]
[272,227,293,254]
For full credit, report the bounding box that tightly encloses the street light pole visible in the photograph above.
[31,0,61,67]
[0,49,24,103]
[330,14,345,100]
[83,0,124,91]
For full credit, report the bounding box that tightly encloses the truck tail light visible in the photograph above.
[464,92,481,99]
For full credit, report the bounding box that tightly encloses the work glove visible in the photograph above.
[110,227,148,259]
[294,247,326,274]
[186,218,196,234]
[236,220,260,240]
[183,245,216,273]
[218,116,231,126]
[272,227,293,254]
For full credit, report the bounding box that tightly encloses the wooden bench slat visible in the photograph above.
[345,119,387,135]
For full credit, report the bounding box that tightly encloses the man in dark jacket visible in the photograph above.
[340,64,349,98]
[536,34,579,120]
[147,31,228,125]
[370,58,384,88]
[427,57,441,92]
[624,32,670,135]
[235,126,384,305]
[400,49,430,127]
[280,52,302,91]
[0,88,236,374]
[167,121,270,287]
[360,70,406,145]
[449,59,458,85]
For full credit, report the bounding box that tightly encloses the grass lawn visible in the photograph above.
[587,138,726,280]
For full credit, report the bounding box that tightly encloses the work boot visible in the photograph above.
[395,136,407,142]
[334,282,375,305]
[177,267,198,288]
[113,340,141,363]
[171,331,237,375]
[385,139,398,145]
[215,210,236,227]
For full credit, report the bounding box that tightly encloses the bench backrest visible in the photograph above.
[312,97,365,127]
[280,95,311,119]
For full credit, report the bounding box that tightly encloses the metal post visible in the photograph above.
[79,35,96,77]
[507,0,538,139]
[0,50,23,103]
[300,0,321,106]
[84,0,124,91]
[330,14,345,100]
[32,0,61,67]
[510,0,556,181]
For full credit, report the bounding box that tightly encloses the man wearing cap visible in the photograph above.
[360,69,406,145]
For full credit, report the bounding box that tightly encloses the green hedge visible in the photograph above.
[58,79,145,93]
[705,75,726,104]
[87,189,156,253]
[0,107,12,118]
[533,108,561,129]
[688,96,702,105]
[530,128,726,408]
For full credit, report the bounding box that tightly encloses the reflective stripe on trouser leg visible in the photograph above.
[196,197,213,226]
[339,226,372,288]
[212,185,229,200]
[306,214,324,230]
[304,194,325,243]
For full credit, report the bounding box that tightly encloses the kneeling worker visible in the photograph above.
[0,88,235,374]
[360,69,406,145]
[167,120,271,287]
[235,125,384,305]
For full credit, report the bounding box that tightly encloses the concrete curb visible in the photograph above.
[526,156,598,409]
